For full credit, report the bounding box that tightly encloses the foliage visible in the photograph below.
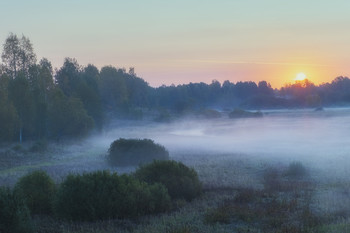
[12,144,23,152]
[55,59,103,128]
[1,33,36,78]
[204,184,321,232]
[0,187,34,233]
[8,73,36,142]
[47,88,94,139]
[263,164,312,193]
[29,140,48,153]
[107,138,169,166]
[284,161,307,178]
[3,33,350,142]
[135,160,202,201]
[262,167,282,192]
[228,108,263,118]
[154,109,172,122]
[14,170,56,215]
[0,97,19,141]
[197,109,221,119]
[204,204,231,224]
[99,66,128,111]
[54,170,171,221]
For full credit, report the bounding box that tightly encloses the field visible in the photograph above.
[1,108,350,232]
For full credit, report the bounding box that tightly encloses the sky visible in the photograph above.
[1,0,350,88]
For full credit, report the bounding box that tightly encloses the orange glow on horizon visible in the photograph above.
[274,63,329,88]
[138,54,343,89]
[295,73,307,81]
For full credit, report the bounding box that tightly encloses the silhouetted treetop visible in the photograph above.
[1,33,350,142]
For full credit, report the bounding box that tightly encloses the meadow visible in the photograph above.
[1,108,350,232]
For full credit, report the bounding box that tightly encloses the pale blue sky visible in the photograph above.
[1,0,350,87]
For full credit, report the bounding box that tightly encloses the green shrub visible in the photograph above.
[197,108,221,119]
[0,187,34,233]
[135,160,202,201]
[229,108,263,118]
[54,171,171,221]
[14,170,56,215]
[263,167,282,192]
[107,138,169,166]
[12,144,23,152]
[284,161,307,178]
[29,140,47,153]
[204,205,231,225]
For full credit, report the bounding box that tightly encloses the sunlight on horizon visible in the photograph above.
[295,72,307,81]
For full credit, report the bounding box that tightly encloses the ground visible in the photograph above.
[1,139,350,232]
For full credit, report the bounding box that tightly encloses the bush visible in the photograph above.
[29,140,47,153]
[197,109,221,119]
[0,187,34,233]
[263,167,282,192]
[135,160,202,201]
[107,138,169,166]
[204,205,231,225]
[14,170,56,215]
[284,161,307,178]
[54,171,171,221]
[12,144,23,152]
[229,108,263,118]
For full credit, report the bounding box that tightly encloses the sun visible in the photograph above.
[295,72,307,81]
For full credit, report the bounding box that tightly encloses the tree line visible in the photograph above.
[1,33,350,142]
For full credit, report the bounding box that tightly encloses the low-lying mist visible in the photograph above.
[94,108,348,159]
[84,107,350,185]
[2,107,350,187]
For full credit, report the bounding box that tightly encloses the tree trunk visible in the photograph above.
[19,127,22,144]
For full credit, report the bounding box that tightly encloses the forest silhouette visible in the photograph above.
[1,33,350,142]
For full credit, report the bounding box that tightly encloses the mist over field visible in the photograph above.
[2,107,350,187]
[97,108,347,158]
[84,108,350,182]
[3,1,350,229]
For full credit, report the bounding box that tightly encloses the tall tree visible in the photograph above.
[47,88,94,139]
[55,58,81,96]
[18,35,36,76]
[99,66,128,113]
[27,58,54,138]
[80,65,103,128]
[0,74,19,141]
[1,33,36,78]
[1,33,37,142]
[8,74,35,143]
[1,33,20,78]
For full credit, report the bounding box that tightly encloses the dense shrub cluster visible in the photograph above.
[263,162,310,193]
[54,170,171,221]
[135,160,202,201]
[0,187,33,233]
[204,163,320,232]
[107,138,169,166]
[284,161,307,178]
[14,170,56,215]
[0,158,202,231]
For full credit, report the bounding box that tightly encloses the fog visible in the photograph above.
[84,107,350,185]
[2,107,350,187]
[95,108,349,160]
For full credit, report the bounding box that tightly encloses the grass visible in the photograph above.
[204,176,322,232]
[2,143,350,232]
